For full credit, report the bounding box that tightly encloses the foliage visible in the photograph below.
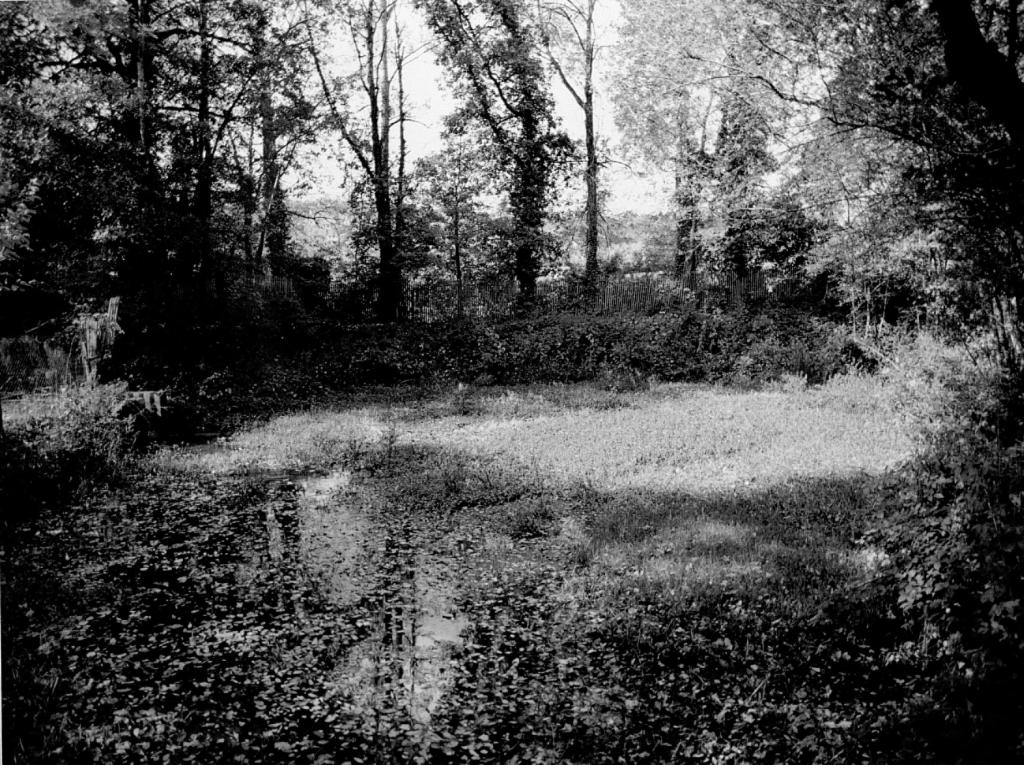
[411,127,501,288]
[312,308,858,388]
[611,0,800,276]
[865,369,1024,762]
[761,0,1024,365]
[1,0,321,343]
[1,384,138,525]
[417,0,574,299]
[307,0,417,321]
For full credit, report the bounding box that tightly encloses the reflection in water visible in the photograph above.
[293,470,468,727]
[181,436,471,730]
[296,471,366,603]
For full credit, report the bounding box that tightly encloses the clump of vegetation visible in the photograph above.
[866,370,1024,761]
[1,384,138,525]
[276,307,859,393]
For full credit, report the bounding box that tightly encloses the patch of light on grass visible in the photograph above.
[849,546,892,575]
[691,519,752,546]
[599,548,766,590]
[148,409,392,475]
[419,385,910,493]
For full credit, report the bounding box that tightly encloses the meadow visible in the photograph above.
[2,374,930,763]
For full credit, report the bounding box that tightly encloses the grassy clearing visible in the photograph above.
[4,375,918,763]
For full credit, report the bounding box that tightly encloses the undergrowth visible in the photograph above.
[865,367,1024,763]
[173,307,865,427]
[1,384,138,526]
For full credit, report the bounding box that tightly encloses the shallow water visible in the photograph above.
[176,430,473,728]
[290,469,469,725]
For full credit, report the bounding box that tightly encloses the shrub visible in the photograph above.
[290,307,857,391]
[1,383,138,525]
[869,370,1024,760]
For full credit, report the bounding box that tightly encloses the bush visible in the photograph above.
[869,370,1024,761]
[288,307,857,391]
[1,384,138,525]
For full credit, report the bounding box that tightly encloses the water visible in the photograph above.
[295,471,367,603]
[179,430,473,730]
[291,469,469,726]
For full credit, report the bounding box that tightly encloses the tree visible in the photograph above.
[713,91,777,277]
[611,0,790,277]
[929,0,1024,366]
[751,0,1024,369]
[308,0,418,321]
[415,126,493,313]
[1,1,319,290]
[932,0,1024,150]
[226,2,320,278]
[612,0,710,275]
[537,0,602,296]
[418,0,571,301]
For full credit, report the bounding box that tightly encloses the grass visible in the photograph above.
[151,374,907,479]
[149,374,909,621]
[4,374,919,764]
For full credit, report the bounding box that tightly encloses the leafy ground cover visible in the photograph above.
[3,377,936,763]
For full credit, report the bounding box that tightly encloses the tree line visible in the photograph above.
[1,0,1021,373]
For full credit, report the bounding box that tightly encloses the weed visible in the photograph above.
[436,452,468,499]
[2,384,138,524]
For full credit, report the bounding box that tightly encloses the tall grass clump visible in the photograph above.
[1,384,138,526]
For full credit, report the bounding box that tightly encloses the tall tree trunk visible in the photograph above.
[124,0,167,289]
[394,18,408,254]
[688,205,701,273]
[195,0,214,288]
[582,22,599,301]
[543,0,600,300]
[453,205,464,317]
[932,0,1024,375]
[251,9,284,275]
[133,0,149,155]
[513,112,543,304]
[674,169,687,276]
[452,141,466,317]
[239,164,256,269]
[514,202,543,303]
[259,86,283,271]
[674,170,702,276]
[309,0,404,321]
[932,0,1024,149]
[370,2,400,322]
